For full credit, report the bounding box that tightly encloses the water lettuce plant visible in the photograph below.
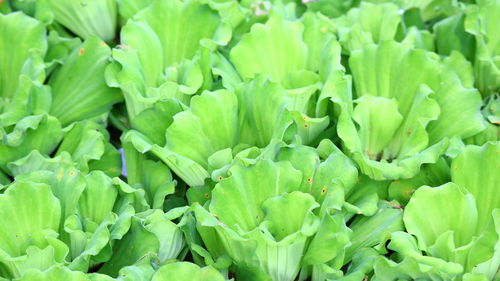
[0,0,498,281]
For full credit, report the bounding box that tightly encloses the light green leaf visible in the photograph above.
[152,262,225,281]
[165,89,238,169]
[303,214,351,266]
[334,2,401,52]
[135,0,228,67]
[405,183,477,250]
[0,115,62,174]
[353,96,404,159]
[236,76,291,147]
[0,182,65,279]
[451,142,500,234]
[49,37,122,126]
[98,216,159,277]
[434,13,475,61]
[427,52,485,143]
[56,121,121,176]
[99,208,187,277]
[465,0,500,97]
[346,202,404,263]
[16,266,91,281]
[373,231,463,281]
[44,0,117,42]
[230,17,307,83]
[210,160,302,232]
[336,40,476,180]
[0,12,46,103]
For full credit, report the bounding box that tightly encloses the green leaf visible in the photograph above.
[465,0,500,97]
[303,0,353,18]
[0,182,65,279]
[434,13,475,61]
[0,115,62,174]
[165,89,238,169]
[117,0,153,23]
[107,0,230,120]
[236,76,291,147]
[44,0,117,42]
[405,183,477,250]
[427,52,485,143]
[346,202,404,263]
[334,2,401,52]
[130,99,184,147]
[49,37,122,126]
[388,157,451,205]
[149,77,291,186]
[195,159,328,281]
[260,192,319,241]
[17,266,91,281]
[210,160,302,233]
[134,0,229,67]
[373,231,463,281]
[10,151,85,223]
[302,214,351,266]
[99,208,187,277]
[352,96,404,159]
[0,12,46,103]
[230,16,307,84]
[451,142,500,234]
[275,140,358,210]
[56,121,121,176]
[98,216,159,277]
[152,262,225,281]
[336,40,477,180]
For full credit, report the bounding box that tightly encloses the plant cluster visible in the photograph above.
[0,0,498,280]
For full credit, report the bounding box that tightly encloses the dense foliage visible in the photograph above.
[0,0,498,280]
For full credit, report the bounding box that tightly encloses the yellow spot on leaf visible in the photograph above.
[320,27,328,33]
[306,177,313,183]
[78,48,85,56]
[100,42,107,47]
[69,171,75,176]
[56,169,64,181]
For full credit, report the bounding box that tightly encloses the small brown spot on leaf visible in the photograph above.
[203,193,210,199]
[321,187,327,195]
[78,48,85,56]
[217,176,223,181]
